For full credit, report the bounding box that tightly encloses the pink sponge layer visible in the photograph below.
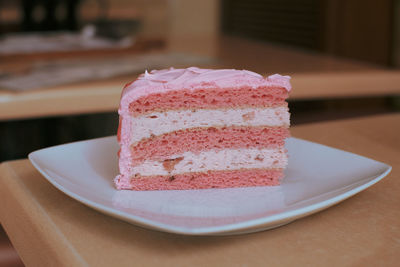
[131,126,289,164]
[129,86,288,116]
[118,169,283,191]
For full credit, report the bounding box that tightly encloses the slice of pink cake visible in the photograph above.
[115,67,291,190]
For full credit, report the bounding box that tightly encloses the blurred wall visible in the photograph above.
[80,0,220,39]
[87,0,221,54]
[393,0,400,67]
[322,0,393,66]
[168,0,220,38]
[167,0,220,56]
[222,0,395,67]
[80,0,169,38]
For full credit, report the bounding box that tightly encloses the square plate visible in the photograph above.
[29,136,391,236]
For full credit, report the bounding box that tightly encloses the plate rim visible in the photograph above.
[28,136,392,235]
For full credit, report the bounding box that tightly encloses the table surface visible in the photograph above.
[1,35,399,121]
[1,113,399,267]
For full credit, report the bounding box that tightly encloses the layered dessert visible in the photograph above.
[115,67,291,190]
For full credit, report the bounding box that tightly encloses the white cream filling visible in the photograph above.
[131,107,289,143]
[130,148,287,177]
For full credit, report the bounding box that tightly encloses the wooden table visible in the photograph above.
[1,35,399,121]
[1,113,399,266]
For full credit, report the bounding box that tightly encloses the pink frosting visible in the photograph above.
[115,67,291,188]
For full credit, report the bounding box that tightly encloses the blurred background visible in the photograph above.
[0,1,399,266]
[1,0,399,64]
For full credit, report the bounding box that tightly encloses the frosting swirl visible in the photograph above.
[136,67,290,89]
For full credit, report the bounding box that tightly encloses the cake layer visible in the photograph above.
[131,126,289,164]
[130,106,289,143]
[115,169,283,190]
[129,86,288,116]
[119,68,291,117]
[130,148,287,177]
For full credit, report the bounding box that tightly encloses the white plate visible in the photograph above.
[29,136,391,236]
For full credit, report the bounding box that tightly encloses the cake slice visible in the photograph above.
[115,67,291,190]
